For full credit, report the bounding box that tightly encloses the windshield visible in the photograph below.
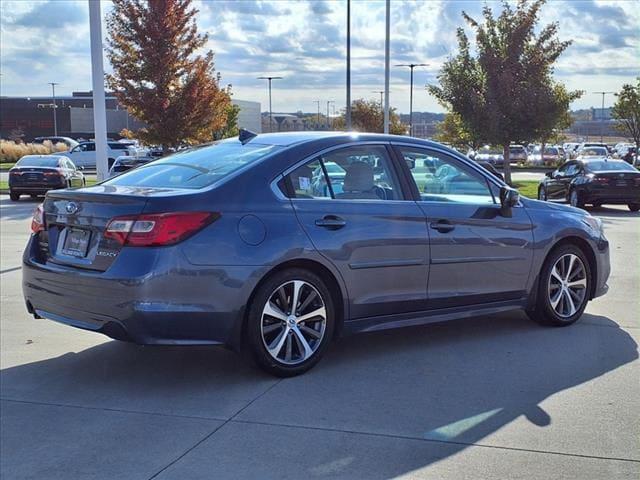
[16,156,60,167]
[586,161,637,172]
[580,147,608,156]
[103,142,280,189]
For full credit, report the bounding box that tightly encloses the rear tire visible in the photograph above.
[527,244,591,327]
[9,191,20,201]
[246,268,335,377]
[537,186,547,201]
[628,203,640,212]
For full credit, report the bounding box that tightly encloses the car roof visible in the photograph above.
[222,131,441,148]
[20,154,65,160]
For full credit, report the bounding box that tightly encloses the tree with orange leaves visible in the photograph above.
[106,0,231,150]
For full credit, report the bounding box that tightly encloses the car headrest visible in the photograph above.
[343,161,374,192]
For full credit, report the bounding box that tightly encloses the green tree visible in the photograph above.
[434,112,482,151]
[106,0,231,150]
[428,0,580,184]
[333,99,406,135]
[611,78,640,165]
[214,103,240,140]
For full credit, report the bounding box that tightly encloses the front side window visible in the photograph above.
[284,145,402,201]
[399,147,495,204]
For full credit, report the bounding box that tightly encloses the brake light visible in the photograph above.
[44,169,63,177]
[10,170,23,176]
[104,212,219,246]
[587,174,609,185]
[31,204,45,234]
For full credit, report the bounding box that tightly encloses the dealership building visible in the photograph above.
[0,91,261,140]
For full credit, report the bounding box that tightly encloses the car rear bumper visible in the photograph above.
[22,237,264,347]
[10,184,66,193]
[582,190,640,204]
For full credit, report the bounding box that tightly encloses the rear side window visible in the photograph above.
[283,145,402,201]
[103,142,280,189]
[109,143,129,150]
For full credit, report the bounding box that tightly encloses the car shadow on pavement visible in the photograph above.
[1,312,637,478]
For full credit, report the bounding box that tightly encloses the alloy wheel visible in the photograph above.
[548,253,588,318]
[260,280,327,365]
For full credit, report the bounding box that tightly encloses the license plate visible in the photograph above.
[62,228,91,257]
[616,181,628,187]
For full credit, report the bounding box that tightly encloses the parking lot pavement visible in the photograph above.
[1,196,639,479]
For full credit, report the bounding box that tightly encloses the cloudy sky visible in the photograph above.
[1,0,638,114]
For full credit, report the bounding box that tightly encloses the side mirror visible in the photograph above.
[545,171,553,178]
[77,165,85,171]
[500,185,520,209]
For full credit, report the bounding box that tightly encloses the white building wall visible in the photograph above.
[232,99,261,133]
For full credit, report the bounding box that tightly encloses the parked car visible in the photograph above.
[108,155,156,177]
[575,142,608,157]
[509,145,528,164]
[65,141,139,168]
[22,132,610,376]
[529,146,562,166]
[576,146,609,160]
[474,145,504,165]
[563,142,580,158]
[33,136,79,150]
[8,155,84,201]
[538,159,640,210]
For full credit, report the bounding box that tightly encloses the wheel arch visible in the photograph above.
[527,235,598,311]
[230,258,347,352]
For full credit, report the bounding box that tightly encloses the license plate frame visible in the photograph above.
[61,228,91,258]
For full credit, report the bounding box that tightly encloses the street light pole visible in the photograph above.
[313,100,321,129]
[326,100,334,129]
[346,0,351,130]
[593,91,615,143]
[88,0,109,181]
[383,0,390,134]
[48,82,59,136]
[258,76,282,133]
[395,63,428,136]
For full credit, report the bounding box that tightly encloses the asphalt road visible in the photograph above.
[1,196,638,479]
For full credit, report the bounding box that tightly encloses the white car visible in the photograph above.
[64,141,139,169]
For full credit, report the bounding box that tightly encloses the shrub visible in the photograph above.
[0,140,68,163]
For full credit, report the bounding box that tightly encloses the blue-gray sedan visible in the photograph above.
[22,132,610,376]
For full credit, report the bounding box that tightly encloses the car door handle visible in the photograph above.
[430,220,455,233]
[315,215,346,230]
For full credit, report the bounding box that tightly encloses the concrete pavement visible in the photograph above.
[1,196,638,479]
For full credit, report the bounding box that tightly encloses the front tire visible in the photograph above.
[569,189,584,209]
[628,203,640,212]
[528,245,591,327]
[246,268,335,377]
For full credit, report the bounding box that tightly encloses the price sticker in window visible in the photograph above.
[298,176,311,190]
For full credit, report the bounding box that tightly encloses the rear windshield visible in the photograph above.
[16,156,60,167]
[581,147,608,156]
[585,161,637,172]
[103,142,280,189]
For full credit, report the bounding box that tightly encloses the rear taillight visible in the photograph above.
[587,174,609,185]
[31,204,45,234]
[104,212,219,247]
[10,170,23,176]
[43,169,63,177]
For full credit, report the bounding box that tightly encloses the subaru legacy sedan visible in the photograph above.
[22,132,610,376]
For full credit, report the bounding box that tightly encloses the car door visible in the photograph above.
[64,159,82,187]
[284,143,429,319]
[393,144,534,308]
[546,162,575,199]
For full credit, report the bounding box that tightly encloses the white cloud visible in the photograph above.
[1,0,638,113]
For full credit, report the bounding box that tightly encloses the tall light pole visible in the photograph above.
[48,82,59,136]
[395,63,428,136]
[88,0,108,181]
[383,0,390,134]
[326,100,334,129]
[593,91,615,143]
[372,90,384,106]
[346,0,352,130]
[313,100,321,129]
[258,76,282,133]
